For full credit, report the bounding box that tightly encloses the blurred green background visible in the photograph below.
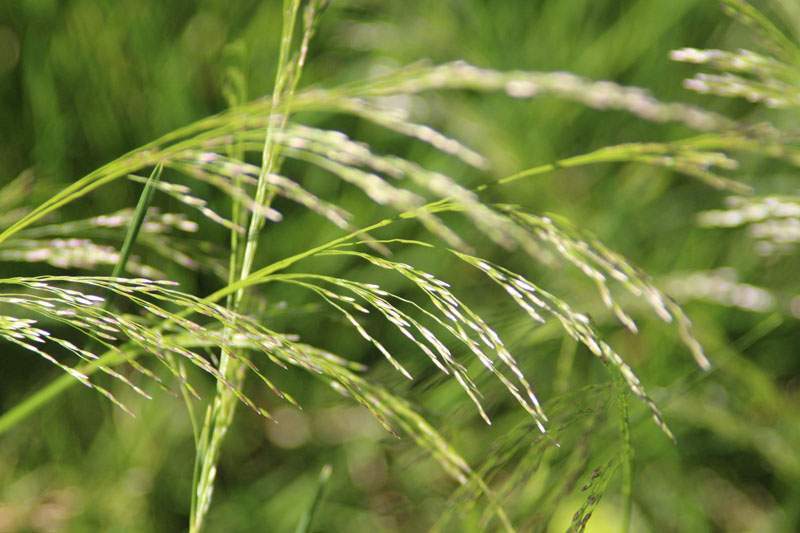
[1,0,799,531]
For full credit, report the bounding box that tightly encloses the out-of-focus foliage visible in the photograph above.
[1,0,799,532]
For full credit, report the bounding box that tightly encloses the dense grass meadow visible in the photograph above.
[2,0,800,531]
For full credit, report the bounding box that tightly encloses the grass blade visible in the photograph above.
[111,163,163,279]
[294,464,333,533]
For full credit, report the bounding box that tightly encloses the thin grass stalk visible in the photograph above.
[190,2,306,530]
[615,373,634,533]
[294,464,333,533]
[188,43,250,529]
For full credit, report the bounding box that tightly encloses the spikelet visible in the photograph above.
[0,208,216,276]
[453,252,674,439]
[0,238,162,278]
[17,208,199,238]
[0,276,307,419]
[503,206,710,369]
[269,249,548,431]
[718,0,800,63]
[671,47,795,79]
[310,96,488,169]
[699,195,800,254]
[279,341,476,483]
[0,54,748,247]
[671,0,800,109]
[0,313,142,415]
[174,151,351,231]
[280,124,528,249]
[127,174,248,233]
[569,459,620,532]
[665,268,775,312]
[323,60,733,131]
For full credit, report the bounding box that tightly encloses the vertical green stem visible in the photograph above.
[294,464,333,533]
[190,2,306,531]
[615,373,634,533]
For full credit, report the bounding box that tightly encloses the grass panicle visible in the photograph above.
[8,1,800,531]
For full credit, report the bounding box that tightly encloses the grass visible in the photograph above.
[1,0,800,531]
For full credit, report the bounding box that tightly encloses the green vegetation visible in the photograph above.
[1,0,799,531]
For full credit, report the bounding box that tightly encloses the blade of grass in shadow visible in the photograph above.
[294,464,333,533]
